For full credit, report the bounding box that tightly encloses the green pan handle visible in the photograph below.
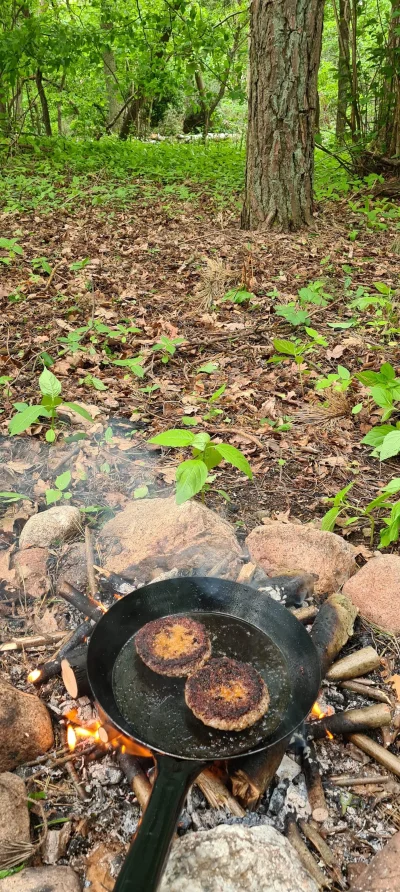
[114,753,205,892]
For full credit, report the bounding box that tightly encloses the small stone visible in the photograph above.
[0,773,30,851]
[343,555,400,634]
[19,506,81,549]
[12,548,49,598]
[159,824,318,892]
[42,822,72,864]
[98,496,243,580]
[0,866,81,891]
[246,520,357,595]
[275,754,301,782]
[0,683,54,772]
[349,828,400,891]
[56,543,88,594]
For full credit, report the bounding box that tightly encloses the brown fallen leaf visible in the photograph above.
[389,674,400,701]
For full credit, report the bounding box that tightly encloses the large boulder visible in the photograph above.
[160,824,318,892]
[343,555,400,634]
[349,828,400,891]
[0,683,54,772]
[19,506,81,550]
[0,773,30,851]
[0,866,81,891]
[246,520,357,595]
[98,497,243,580]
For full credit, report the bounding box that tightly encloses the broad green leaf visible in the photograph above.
[203,445,223,470]
[46,489,62,505]
[379,521,400,549]
[352,403,363,414]
[191,432,211,451]
[379,431,400,461]
[332,482,353,506]
[55,470,71,491]
[304,327,328,346]
[362,425,395,447]
[320,506,340,531]
[61,402,93,421]
[175,459,208,504]
[380,363,396,381]
[356,371,382,386]
[9,405,49,435]
[374,282,391,295]
[383,478,400,495]
[39,369,61,399]
[197,362,219,374]
[213,443,252,479]
[337,365,350,380]
[371,386,393,409]
[149,429,195,447]
[45,428,56,443]
[134,485,149,499]
[181,416,198,426]
[209,384,226,403]
[327,321,356,329]
[0,491,30,503]
[272,339,297,357]
[275,305,310,326]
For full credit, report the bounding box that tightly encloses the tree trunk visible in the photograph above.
[387,2,400,156]
[241,0,325,232]
[35,69,52,136]
[336,0,350,138]
[103,48,121,131]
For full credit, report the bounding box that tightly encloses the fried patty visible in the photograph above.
[135,615,211,677]
[185,656,270,731]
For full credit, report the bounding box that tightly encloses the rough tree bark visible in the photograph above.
[335,0,351,138]
[386,2,400,156]
[241,0,325,231]
[35,69,52,136]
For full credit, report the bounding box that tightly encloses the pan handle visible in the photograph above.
[114,753,205,892]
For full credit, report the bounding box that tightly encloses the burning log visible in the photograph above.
[230,740,287,809]
[307,704,392,741]
[61,645,91,699]
[196,768,245,817]
[118,752,152,810]
[28,619,93,686]
[340,680,392,705]
[349,733,400,779]
[301,738,329,823]
[309,593,358,679]
[58,581,104,622]
[285,814,330,889]
[325,646,380,682]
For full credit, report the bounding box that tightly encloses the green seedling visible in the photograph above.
[315,365,352,393]
[45,471,72,505]
[152,335,185,363]
[8,369,92,442]
[0,237,23,264]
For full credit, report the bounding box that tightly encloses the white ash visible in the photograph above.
[89,762,123,786]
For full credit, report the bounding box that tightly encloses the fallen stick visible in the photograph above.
[196,768,245,817]
[28,619,93,685]
[309,593,358,679]
[27,743,100,779]
[285,814,329,889]
[85,526,97,599]
[349,733,400,779]
[307,704,392,741]
[230,739,287,809]
[301,738,329,823]
[299,820,345,890]
[118,752,152,810]
[330,774,391,787]
[340,680,392,705]
[0,631,67,652]
[326,646,380,682]
[61,727,87,801]
[58,582,103,622]
[291,605,319,624]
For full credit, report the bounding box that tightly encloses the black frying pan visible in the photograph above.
[87,576,321,892]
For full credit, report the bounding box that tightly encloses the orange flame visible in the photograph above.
[27,669,41,683]
[310,701,334,740]
[67,725,77,751]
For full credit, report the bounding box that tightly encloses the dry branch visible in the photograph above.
[310,593,358,678]
[58,582,103,622]
[349,733,400,778]
[340,680,392,705]
[118,751,152,810]
[299,820,335,867]
[307,704,392,740]
[196,769,245,817]
[301,739,329,823]
[330,774,391,787]
[0,631,66,652]
[285,814,330,889]
[85,526,97,599]
[291,605,319,624]
[326,646,380,682]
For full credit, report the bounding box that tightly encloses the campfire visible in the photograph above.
[2,559,400,890]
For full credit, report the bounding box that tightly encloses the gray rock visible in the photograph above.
[19,506,81,549]
[0,773,30,851]
[0,866,81,891]
[160,824,318,892]
[98,496,243,580]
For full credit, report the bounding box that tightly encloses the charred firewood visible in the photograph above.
[301,738,329,823]
[349,733,400,779]
[118,751,152,810]
[340,680,392,705]
[61,645,91,699]
[58,581,103,621]
[230,740,287,809]
[195,768,245,817]
[325,646,380,682]
[310,593,358,678]
[29,619,93,686]
[307,704,392,741]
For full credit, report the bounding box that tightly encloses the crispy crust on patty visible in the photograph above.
[185,656,270,731]
[135,615,211,677]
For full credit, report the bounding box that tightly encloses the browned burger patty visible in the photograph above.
[135,615,211,677]
[185,656,270,731]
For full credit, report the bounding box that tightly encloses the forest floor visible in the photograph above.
[0,138,400,549]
